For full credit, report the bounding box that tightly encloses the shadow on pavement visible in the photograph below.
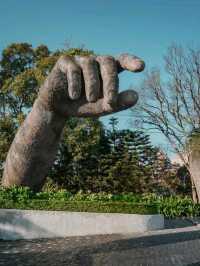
[165,218,199,229]
[1,228,200,265]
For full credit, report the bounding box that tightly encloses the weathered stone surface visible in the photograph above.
[2,54,144,190]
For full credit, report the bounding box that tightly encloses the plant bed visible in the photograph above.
[1,186,200,218]
[0,199,158,215]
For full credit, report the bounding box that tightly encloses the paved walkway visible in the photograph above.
[1,221,200,265]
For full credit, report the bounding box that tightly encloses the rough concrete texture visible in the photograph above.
[0,209,163,240]
[1,225,200,266]
[2,54,145,191]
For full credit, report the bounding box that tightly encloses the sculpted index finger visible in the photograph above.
[117,54,145,73]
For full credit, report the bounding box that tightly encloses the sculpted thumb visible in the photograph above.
[115,90,138,112]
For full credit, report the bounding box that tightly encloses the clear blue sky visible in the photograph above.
[0,0,200,151]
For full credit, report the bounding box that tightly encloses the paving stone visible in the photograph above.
[1,226,200,265]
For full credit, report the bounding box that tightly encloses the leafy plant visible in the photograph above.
[0,186,33,202]
[0,187,199,217]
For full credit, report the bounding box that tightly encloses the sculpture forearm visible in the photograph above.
[2,99,66,191]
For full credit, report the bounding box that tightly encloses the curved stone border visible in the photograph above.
[0,209,164,240]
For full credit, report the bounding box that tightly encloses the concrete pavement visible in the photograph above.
[1,221,200,265]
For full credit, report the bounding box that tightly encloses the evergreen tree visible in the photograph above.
[0,116,16,177]
[50,117,110,192]
[97,118,159,193]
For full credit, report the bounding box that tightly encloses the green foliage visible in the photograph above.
[0,199,157,214]
[50,117,172,194]
[0,187,199,217]
[0,43,93,119]
[0,186,33,202]
[62,48,94,56]
[50,117,111,192]
[0,116,16,177]
[156,196,200,218]
[1,43,35,77]
[0,187,156,214]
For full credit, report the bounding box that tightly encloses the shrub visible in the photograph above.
[0,186,33,202]
[0,186,199,217]
[0,199,157,214]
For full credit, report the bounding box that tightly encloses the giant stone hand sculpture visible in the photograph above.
[2,54,145,191]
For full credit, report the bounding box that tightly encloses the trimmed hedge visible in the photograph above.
[0,186,200,217]
[0,199,158,215]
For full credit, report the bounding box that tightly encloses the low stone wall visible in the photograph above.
[0,209,164,240]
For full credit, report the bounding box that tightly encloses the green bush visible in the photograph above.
[157,196,200,218]
[0,186,33,202]
[0,199,157,214]
[0,186,199,217]
[36,190,72,201]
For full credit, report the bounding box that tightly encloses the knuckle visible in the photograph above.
[82,56,95,67]
[58,55,69,63]
[97,55,115,64]
[79,57,99,83]
[57,55,77,73]
[83,56,94,65]
[59,55,66,61]
[97,56,117,75]
[87,94,97,102]
[76,55,95,66]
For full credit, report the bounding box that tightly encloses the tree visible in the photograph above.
[132,44,200,201]
[97,118,163,194]
[0,43,94,119]
[0,116,16,177]
[51,116,171,194]
[50,117,110,192]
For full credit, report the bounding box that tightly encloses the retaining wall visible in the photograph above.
[0,209,164,240]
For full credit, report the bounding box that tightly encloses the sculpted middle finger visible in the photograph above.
[75,56,100,102]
